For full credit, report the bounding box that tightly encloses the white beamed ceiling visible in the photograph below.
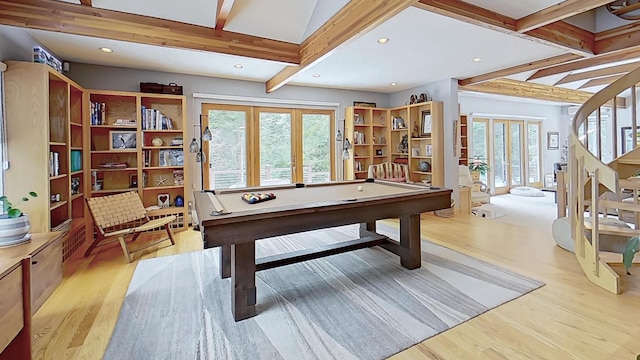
[7,0,640,96]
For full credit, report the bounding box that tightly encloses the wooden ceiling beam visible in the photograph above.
[215,0,235,30]
[555,61,640,85]
[528,46,640,80]
[460,78,625,107]
[516,0,612,33]
[414,0,594,56]
[595,22,640,54]
[266,0,418,93]
[0,0,300,64]
[458,53,582,86]
[578,74,624,89]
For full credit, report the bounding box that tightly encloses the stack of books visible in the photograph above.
[99,162,128,168]
[113,119,136,127]
[49,151,60,176]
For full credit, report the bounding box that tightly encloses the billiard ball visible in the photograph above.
[357,185,363,191]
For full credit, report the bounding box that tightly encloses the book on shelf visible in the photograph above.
[113,119,136,126]
[99,162,128,168]
[49,151,60,176]
[143,150,151,167]
[90,101,107,125]
[141,105,174,130]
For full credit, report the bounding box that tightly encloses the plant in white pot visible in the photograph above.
[0,191,37,247]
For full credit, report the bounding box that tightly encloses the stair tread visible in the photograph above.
[600,199,640,212]
[616,158,640,164]
[600,251,640,264]
[619,179,640,189]
[583,221,640,236]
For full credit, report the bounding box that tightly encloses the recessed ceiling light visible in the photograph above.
[99,47,113,53]
[377,38,389,44]
[471,57,482,63]
[234,64,243,68]
[391,82,397,86]
[313,74,320,77]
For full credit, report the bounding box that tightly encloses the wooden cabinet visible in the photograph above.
[87,90,188,230]
[0,232,64,360]
[344,107,389,179]
[4,62,87,247]
[345,102,444,187]
[30,236,62,314]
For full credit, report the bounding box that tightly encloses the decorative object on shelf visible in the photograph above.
[175,195,184,207]
[411,124,420,138]
[109,130,137,150]
[421,111,432,136]
[418,93,431,103]
[397,134,409,153]
[409,94,417,104]
[159,149,184,166]
[336,129,343,142]
[71,177,80,194]
[94,180,103,191]
[157,193,170,208]
[0,190,38,247]
[170,137,183,146]
[156,176,168,186]
[353,101,376,107]
[50,194,61,202]
[547,131,559,150]
[33,46,62,72]
[354,114,364,124]
[376,149,383,156]
[129,174,138,188]
[380,115,385,125]
[425,145,432,156]
[152,137,164,146]
[412,148,420,157]
[419,161,431,172]
[173,169,184,185]
[140,82,184,95]
[379,136,386,144]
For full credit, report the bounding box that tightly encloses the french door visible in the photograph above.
[201,104,334,190]
[493,120,525,194]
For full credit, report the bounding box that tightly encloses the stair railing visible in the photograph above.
[569,66,640,294]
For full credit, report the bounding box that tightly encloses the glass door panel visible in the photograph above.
[258,110,293,186]
[527,122,542,187]
[205,107,248,190]
[472,119,489,184]
[509,121,524,187]
[493,121,509,194]
[301,113,331,183]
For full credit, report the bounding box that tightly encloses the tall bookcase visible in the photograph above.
[344,106,389,179]
[4,61,87,260]
[344,102,444,187]
[458,114,469,165]
[86,90,188,230]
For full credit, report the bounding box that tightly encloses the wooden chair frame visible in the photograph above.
[85,192,176,262]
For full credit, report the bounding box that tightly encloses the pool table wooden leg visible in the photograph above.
[399,214,421,269]
[231,241,257,321]
[219,245,231,279]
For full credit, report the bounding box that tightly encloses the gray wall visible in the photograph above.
[0,25,42,62]
[67,63,391,191]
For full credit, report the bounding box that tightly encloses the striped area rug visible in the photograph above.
[104,224,543,360]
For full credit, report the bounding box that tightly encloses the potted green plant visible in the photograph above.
[469,157,489,180]
[0,191,37,247]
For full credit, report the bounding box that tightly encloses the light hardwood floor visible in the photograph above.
[32,214,640,360]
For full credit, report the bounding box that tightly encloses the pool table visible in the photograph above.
[193,179,452,321]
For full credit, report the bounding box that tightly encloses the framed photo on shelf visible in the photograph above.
[158,193,170,208]
[353,101,376,107]
[547,131,559,150]
[420,111,432,136]
[109,130,137,150]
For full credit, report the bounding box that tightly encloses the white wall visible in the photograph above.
[67,63,391,194]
